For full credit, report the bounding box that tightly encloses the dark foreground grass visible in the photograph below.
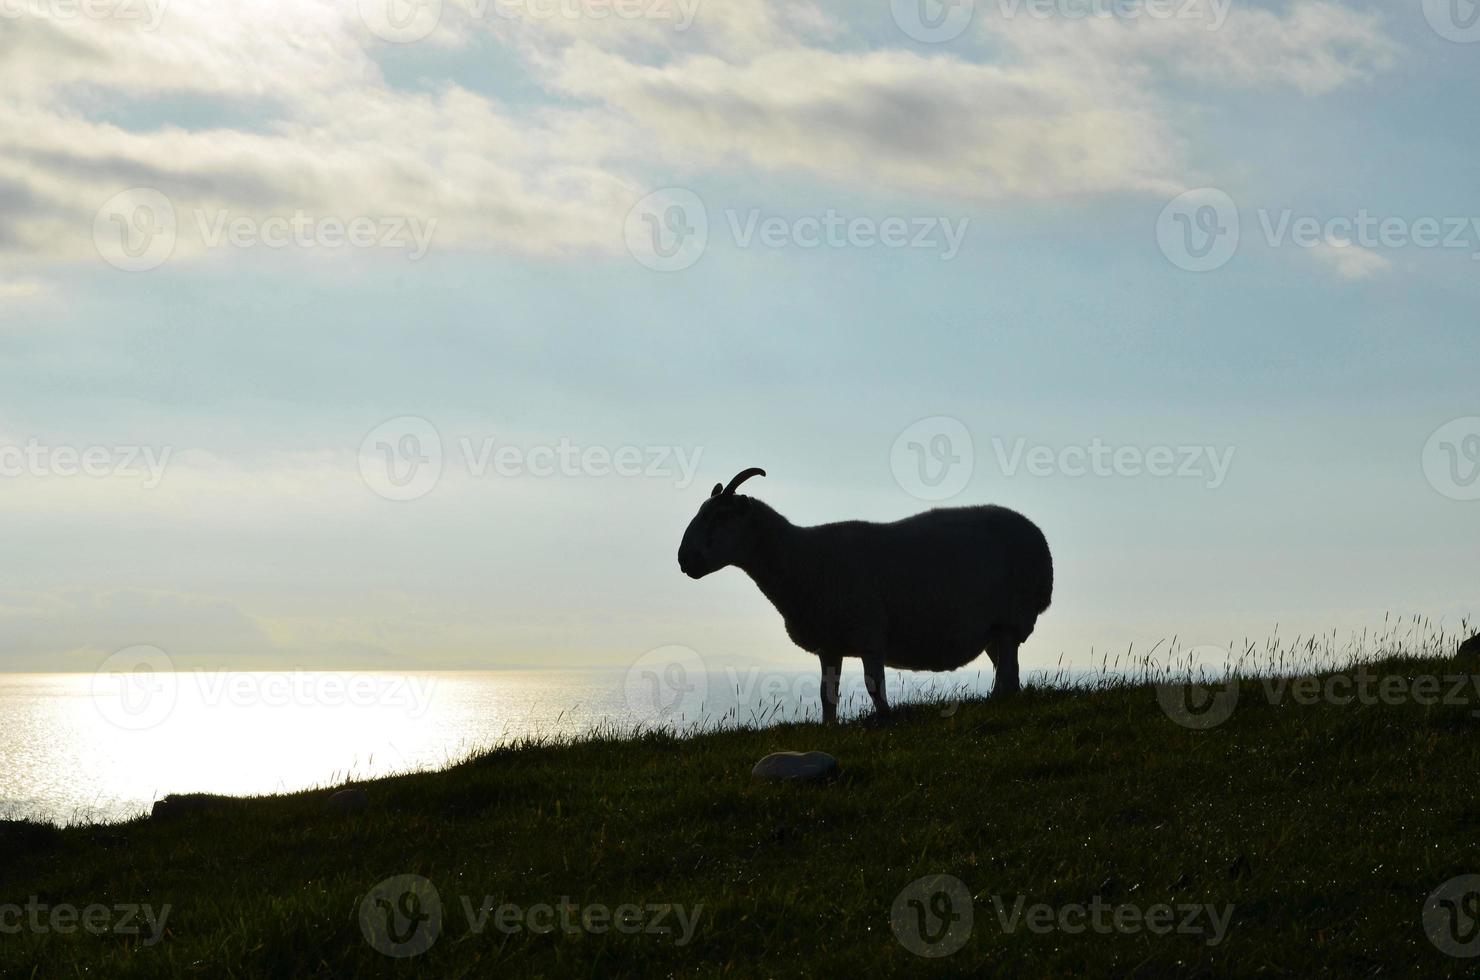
[5,648,1480,978]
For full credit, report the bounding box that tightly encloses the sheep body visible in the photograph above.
[737,500,1052,671]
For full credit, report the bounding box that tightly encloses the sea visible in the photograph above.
[0,664,1024,825]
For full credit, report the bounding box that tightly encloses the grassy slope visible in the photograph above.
[4,652,1480,978]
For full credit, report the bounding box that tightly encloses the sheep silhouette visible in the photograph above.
[678,468,1053,722]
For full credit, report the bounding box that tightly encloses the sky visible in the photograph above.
[0,0,1476,675]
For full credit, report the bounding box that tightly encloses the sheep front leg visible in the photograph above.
[862,653,890,720]
[819,654,842,724]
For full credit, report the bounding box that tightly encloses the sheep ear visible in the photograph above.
[710,483,723,497]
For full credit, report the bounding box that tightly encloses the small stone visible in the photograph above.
[751,751,838,783]
[328,788,369,814]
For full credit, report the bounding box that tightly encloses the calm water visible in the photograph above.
[0,666,1004,825]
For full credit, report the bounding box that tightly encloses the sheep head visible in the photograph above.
[677,468,766,579]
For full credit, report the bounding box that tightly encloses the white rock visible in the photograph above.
[751,751,838,783]
[328,788,369,813]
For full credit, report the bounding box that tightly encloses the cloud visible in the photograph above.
[3,94,648,265]
[0,589,281,669]
[549,45,1185,199]
[989,0,1398,96]
[0,3,645,265]
[459,0,825,53]
[0,0,1404,272]
[0,585,475,669]
[1309,237,1390,280]
[535,2,1399,202]
[0,1,372,100]
[0,278,49,302]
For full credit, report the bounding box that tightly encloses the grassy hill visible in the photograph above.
[5,646,1480,977]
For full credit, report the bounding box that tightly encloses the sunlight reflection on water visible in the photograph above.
[1,666,1022,825]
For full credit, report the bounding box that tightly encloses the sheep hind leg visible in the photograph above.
[862,653,891,721]
[819,654,842,725]
[986,628,1021,698]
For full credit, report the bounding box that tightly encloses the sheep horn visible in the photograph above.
[722,467,766,495]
